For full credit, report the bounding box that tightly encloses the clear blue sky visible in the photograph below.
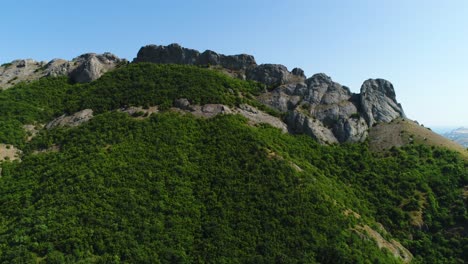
[2,0,467,128]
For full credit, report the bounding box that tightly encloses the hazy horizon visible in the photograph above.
[1,0,467,127]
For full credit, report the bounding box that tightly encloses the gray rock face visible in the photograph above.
[133,44,257,71]
[257,83,305,112]
[218,54,257,71]
[45,109,94,129]
[0,52,125,89]
[133,44,200,65]
[256,73,405,144]
[259,73,367,143]
[302,73,352,105]
[360,79,405,127]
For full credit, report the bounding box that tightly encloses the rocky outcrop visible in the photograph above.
[45,109,94,129]
[256,72,405,144]
[360,79,405,127]
[69,53,125,83]
[0,53,125,89]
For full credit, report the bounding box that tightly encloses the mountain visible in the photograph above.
[444,127,468,148]
[0,44,466,263]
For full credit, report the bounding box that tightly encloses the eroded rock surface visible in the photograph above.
[45,109,94,129]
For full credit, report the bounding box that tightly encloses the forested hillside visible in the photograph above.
[0,63,466,263]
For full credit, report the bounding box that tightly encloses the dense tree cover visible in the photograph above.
[0,64,466,263]
[253,127,467,263]
[64,63,264,114]
[0,113,400,263]
[0,77,73,146]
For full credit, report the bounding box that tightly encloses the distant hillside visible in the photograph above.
[444,127,468,148]
[369,118,468,160]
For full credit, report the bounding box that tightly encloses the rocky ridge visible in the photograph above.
[132,44,406,144]
[1,43,406,145]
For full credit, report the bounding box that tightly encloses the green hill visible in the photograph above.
[0,64,466,263]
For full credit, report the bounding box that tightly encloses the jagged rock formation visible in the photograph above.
[133,44,406,144]
[0,53,126,89]
[259,73,370,143]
